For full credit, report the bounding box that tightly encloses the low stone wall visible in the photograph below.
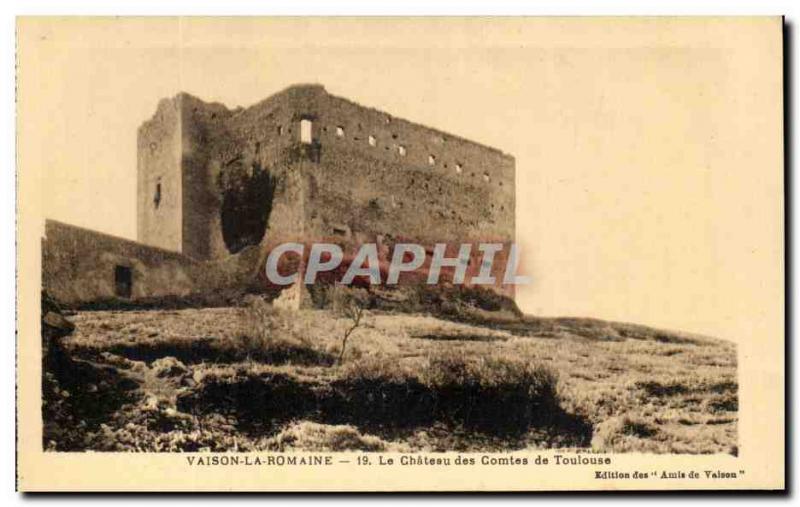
[42,220,200,304]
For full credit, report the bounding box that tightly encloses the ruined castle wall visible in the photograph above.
[179,95,232,260]
[178,86,319,261]
[137,98,184,253]
[296,89,515,244]
[207,84,515,246]
[49,85,517,306]
[137,84,514,274]
[43,220,198,304]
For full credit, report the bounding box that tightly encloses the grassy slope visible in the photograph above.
[55,307,737,454]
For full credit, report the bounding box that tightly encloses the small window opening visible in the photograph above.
[153,182,162,209]
[428,155,436,166]
[332,226,348,237]
[300,119,313,144]
[336,126,345,137]
[368,135,377,147]
[398,145,407,156]
[277,125,283,136]
[114,265,132,299]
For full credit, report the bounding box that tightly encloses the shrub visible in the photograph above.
[425,351,556,391]
[339,355,416,383]
[177,370,318,430]
[328,285,369,364]
[423,350,559,432]
[240,296,301,349]
[230,296,331,365]
[331,356,435,427]
[330,352,560,434]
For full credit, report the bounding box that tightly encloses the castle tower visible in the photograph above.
[137,84,515,267]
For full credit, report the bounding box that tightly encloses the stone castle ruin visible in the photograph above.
[43,84,515,305]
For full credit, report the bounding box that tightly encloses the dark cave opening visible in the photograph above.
[220,166,277,254]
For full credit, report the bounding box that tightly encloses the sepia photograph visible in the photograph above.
[16,15,783,491]
[40,82,738,455]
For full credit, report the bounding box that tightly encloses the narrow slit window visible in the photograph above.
[300,119,313,144]
[153,182,162,208]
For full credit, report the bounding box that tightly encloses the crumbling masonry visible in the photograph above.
[43,84,515,304]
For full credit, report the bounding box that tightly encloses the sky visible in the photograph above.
[18,17,783,342]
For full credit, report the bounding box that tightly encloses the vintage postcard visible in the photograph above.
[16,17,784,491]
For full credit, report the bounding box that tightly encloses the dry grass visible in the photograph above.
[267,421,409,452]
[65,299,334,366]
[51,304,737,454]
